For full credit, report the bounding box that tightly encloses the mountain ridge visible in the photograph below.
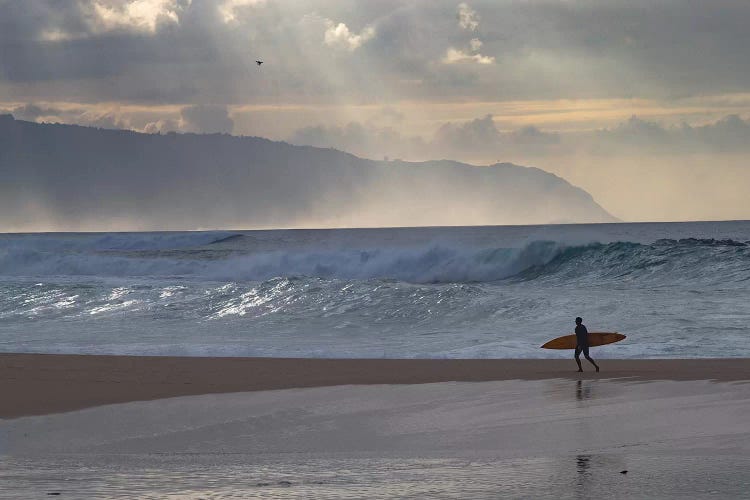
[0,114,617,231]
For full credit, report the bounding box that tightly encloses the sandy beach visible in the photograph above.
[1,353,749,418]
[2,358,750,498]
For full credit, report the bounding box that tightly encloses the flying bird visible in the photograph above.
[256,60,263,66]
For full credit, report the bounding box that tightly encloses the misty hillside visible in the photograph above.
[0,115,616,231]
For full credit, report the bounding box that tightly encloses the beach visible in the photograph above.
[2,354,749,418]
[2,355,750,498]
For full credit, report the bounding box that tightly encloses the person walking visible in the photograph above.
[575,317,599,372]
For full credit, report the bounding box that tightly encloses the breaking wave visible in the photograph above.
[0,232,748,285]
[2,224,750,359]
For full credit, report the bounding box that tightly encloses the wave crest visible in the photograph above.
[1,234,749,284]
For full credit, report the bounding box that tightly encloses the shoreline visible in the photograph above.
[1,353,749,419]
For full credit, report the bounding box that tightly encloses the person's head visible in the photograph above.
[575,317,582,325]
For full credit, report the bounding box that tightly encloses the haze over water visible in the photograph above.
[2,220,748,359]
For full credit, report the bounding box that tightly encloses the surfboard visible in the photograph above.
[541,332,626,349]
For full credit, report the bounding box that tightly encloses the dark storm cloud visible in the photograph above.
[0,1,226,102]
[0,1,88,43]
[467,0,750,98]
[3,1,750,105]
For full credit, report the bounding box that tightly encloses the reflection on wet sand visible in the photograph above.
[542,378,620,404]
[576,380,593,401]
[576,454,591,475]
[575,454,592,499]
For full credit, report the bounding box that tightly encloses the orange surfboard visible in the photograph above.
[541,332,626,349]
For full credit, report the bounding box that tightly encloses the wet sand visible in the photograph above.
[3,378,750,498]
[1,353,748,418]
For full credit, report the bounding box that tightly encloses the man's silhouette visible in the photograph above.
[575,317,599,372]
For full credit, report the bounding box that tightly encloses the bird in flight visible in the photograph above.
[256,60,263,66]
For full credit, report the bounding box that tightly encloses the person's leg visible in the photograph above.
[575,346,583,372]
[583,346,599,372]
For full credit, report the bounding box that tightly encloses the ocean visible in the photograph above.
[1,221,749,359]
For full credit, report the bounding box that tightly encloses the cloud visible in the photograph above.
[690,114,750,148]
[595,115,672,149]
[180,105,234,134]
[6,102,132,129]
[9,103,61,121]
[6,101,232,135]
[510,126,560,146]
[432,117,561,157]
[457,3,479,31]
[143,118,180,133]
[323,20,375,51]
[289,121,426,160]
[290,114,554,161]
[444,4,493,65]
[88,0,189,34]
[288,112,750,164]
[435,114,499,150]
[442,47,494,65]
[218,0,265,24]
[371,106,404,124]
[595,114,750,154]
[3,1,750,118]
[34,0,192,40]
[39,29,86,42]
[79,109,130,129]
[289,114,559,162]
[292,122,367,148]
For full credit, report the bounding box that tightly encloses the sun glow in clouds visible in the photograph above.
[91,0,189,33]
[324,20,376,51]
[443,3,494,65]
[218,0,266,24]
[442,48,495,65]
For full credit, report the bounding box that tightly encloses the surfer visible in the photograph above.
[575,317,600,372]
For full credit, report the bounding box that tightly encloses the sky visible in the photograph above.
[2,0,750,222]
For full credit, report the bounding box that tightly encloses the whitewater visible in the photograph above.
[1,221,749,358]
